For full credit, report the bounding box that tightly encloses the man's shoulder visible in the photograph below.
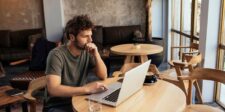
[48,45,67,56]
[50,45,67,53]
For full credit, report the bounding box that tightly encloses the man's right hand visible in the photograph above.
[83,82,108,94]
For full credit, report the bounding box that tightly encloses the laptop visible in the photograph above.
[87,60,151,107]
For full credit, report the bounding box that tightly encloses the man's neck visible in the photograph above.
[67,44,82,57]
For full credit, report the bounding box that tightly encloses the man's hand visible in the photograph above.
[83,82,108,94]
[85,43,98,56]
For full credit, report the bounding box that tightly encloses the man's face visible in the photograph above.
[74,28,93,50]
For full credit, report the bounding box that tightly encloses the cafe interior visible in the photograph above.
[0,0,225,112]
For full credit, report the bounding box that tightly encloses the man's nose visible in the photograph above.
[88,36,92,42]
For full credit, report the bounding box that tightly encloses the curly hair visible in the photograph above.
[64,15,94,39]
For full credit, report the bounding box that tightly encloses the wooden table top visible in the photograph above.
[72,78,186,112]
[0,86,25,107]
[110,44,163,56]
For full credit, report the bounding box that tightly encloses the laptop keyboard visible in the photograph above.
[103,88,121,102]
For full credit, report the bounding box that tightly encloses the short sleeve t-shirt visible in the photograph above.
[44,45,95,108]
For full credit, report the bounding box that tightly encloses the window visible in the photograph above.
[195,0,201,36]
[170,0,201,60]
[217,0,225,108]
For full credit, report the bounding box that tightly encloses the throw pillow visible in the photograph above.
[133,30,145,43]
[28,33,43,51]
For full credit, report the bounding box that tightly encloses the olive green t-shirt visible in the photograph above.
[44,45,95,108]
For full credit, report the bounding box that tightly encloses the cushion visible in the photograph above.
[10,28,42,48]
[28,33,43,51]
[29,38,56,71]
[133,30,145,42]
[0,30,11,47]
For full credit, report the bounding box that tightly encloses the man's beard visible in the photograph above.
[74,40,86,50]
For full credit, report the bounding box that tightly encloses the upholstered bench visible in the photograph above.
[10,71,45,90]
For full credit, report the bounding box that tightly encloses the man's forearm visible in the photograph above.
[47,84,88,97]
[94,53,107,80]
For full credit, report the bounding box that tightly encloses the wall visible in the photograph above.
[0,0,44,30]
[63,0,146,32]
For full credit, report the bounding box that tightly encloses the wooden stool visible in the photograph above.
[0,86,28,112]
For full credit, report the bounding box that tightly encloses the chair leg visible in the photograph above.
[193,81,203,104]
[5,105,11,112]
[22,102,28,112]
[178,81,188,96]
[162,79,188,96]
[29,101,37,112]
[187,80,193,105]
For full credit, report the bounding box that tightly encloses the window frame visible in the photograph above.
[216,0,225,108]
[170,0,200,61]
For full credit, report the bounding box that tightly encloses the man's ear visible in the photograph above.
[69,34,75,41]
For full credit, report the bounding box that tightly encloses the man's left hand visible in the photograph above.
[85,43,99,56]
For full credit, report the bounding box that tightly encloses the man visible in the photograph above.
[43,15,108,112]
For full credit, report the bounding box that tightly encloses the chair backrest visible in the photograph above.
[173,53,202,71]
[184,68,225,83]
[23,76,46,101]
[190,43,199,51]
[181,43,199,62]
[186,53,202,72]
[179,68,225,105]
[170,42,199,62]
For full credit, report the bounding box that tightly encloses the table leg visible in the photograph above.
[5,105,11,112]
[22,102,28,112]
[140,55,148,63]
[124,56,135,64]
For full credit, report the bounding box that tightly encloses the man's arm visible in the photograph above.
[47,75,107,97]
[86,43,107,80]
[93,52,107,80]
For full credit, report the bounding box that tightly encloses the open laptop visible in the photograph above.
[87,60,151,107]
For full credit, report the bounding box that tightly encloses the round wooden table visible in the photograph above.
[110,44,163,64]
[72,78,186,112]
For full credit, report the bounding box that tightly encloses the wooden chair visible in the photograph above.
[23,76,46,112]
[179,68,225,112]
[170,43,199,67]
[160,53,203,104]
